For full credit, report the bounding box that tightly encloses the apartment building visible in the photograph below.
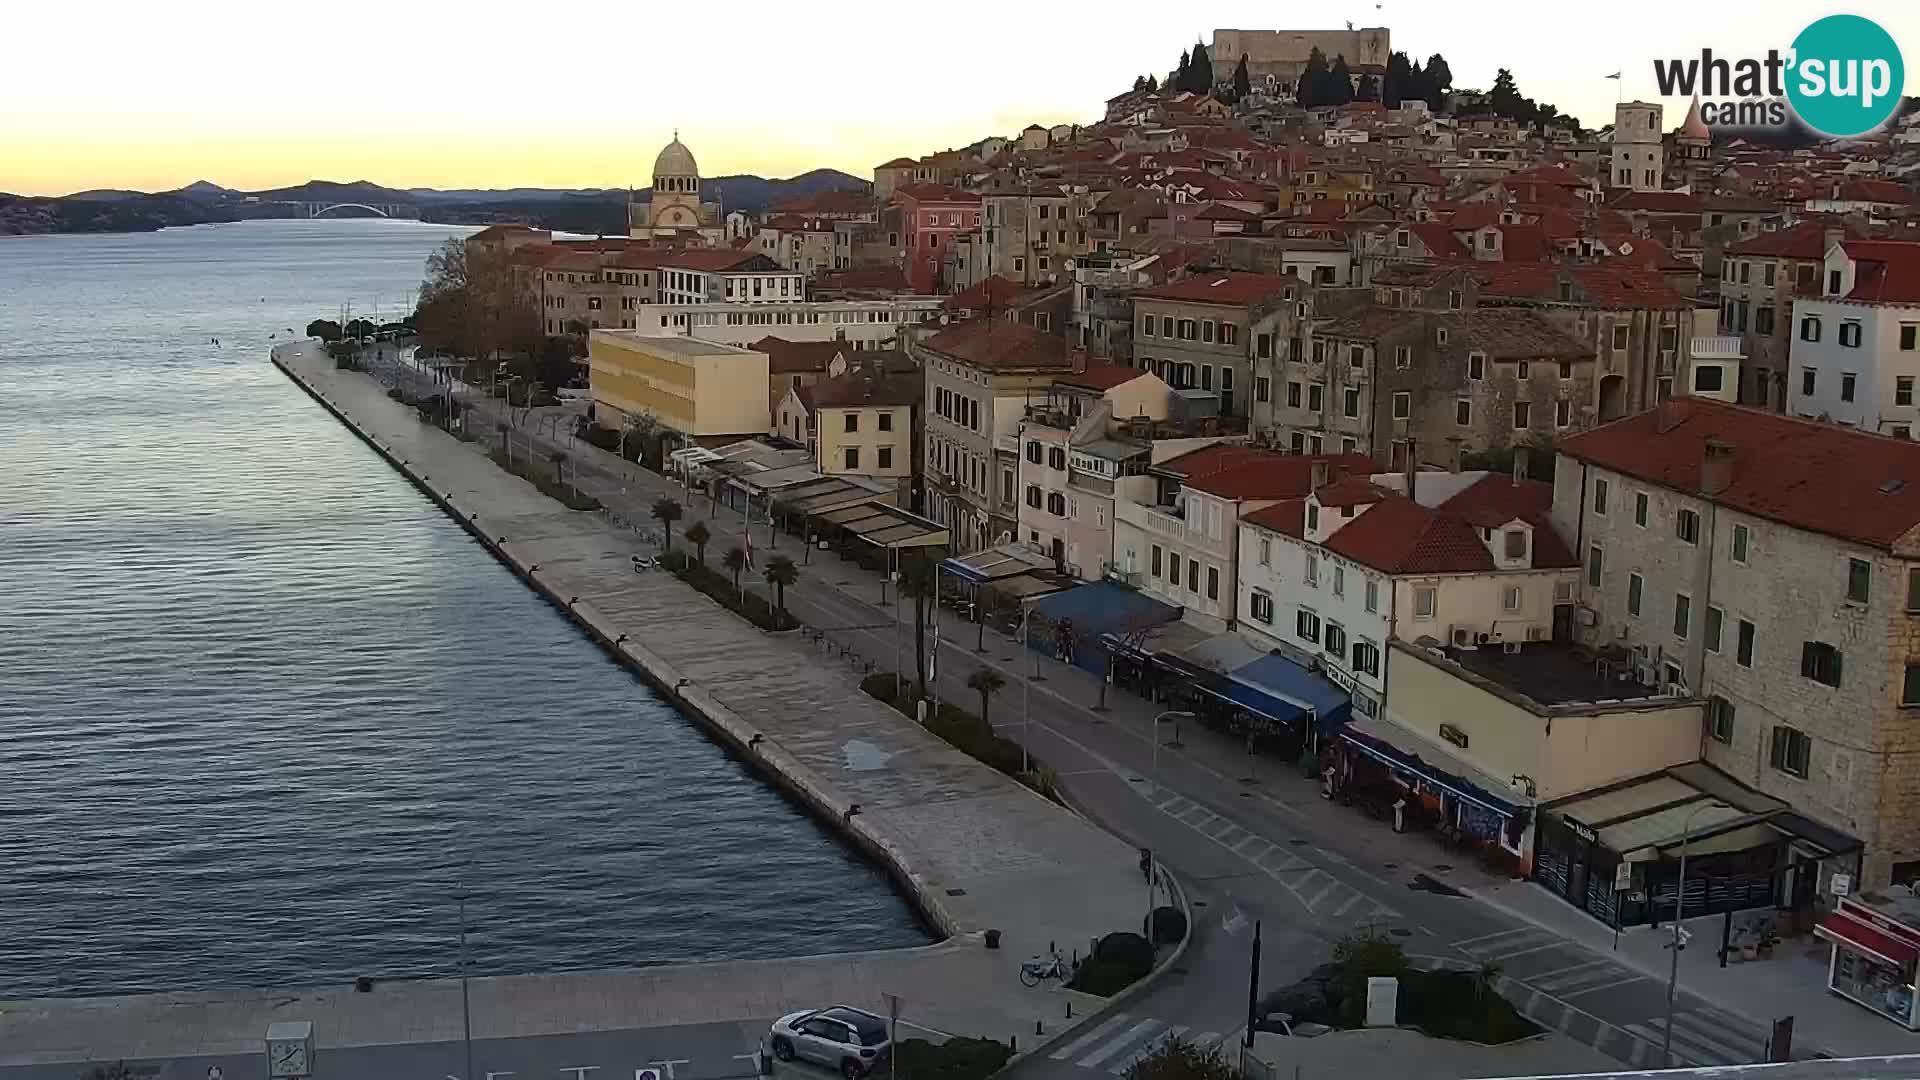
[1787,239,1920,438]
[656,251,806,305]
[1237,468,1579,718]
[588,331,770,438]
[630,299,943,350]
[981,186,1090,287]
[1115,448,1372,632]
[810,362,921,504]
[1134,272,1309,418]
[915,320,1074,552]
[1552,398,1920,891]
[1719,221,1859,410]
[755,216,840,278]
[895,184,983,294]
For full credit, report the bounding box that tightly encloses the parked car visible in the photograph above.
[768,1006,890,1079]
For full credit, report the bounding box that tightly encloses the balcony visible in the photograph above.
[1690,335,1745,360]
[1116,496,1190,541]
[994,432,1020,454]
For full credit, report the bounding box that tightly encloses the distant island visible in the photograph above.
[0,171,869,237]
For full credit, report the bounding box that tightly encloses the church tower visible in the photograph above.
[648,133,703,231]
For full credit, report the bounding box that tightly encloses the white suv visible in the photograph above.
[768,1006,891,1079]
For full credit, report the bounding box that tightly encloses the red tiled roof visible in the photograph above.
[750,336,848,374]
[1314,476,1396,507]
[1608,190,1705,214]
[1728,219,1858,260]
[1840,241,1920,304]
[1830,179,1914,206]
[894,183,982,205]
[876,157,918,169]
[811,364,919,409]
[1558,399,1920,550]
[1156,449,1373,501]
[661,249,777,272]
[1058,364,1147,392]
[1195,202,1259,221]
[923,319,1071,370]
[1320,498,1495,574]
[1410,223,1470,259]
[1136,271,1299,307]
[944,274,1044,312]
[1440,473,1553,526]
[1505,163,1588,189]
[1242,498,1306,538]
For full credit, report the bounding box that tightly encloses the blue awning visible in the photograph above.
[1212,679,1308,727]
[1338,717,1523,818]
[1229,655,1352,733]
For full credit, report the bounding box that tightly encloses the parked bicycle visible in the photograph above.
[1019,947,1072,987]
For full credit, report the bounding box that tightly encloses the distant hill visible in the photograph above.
[244,179,417,204]
[0,192,239,235]
[62,189,147,202]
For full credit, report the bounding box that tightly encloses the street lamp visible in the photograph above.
[1662,799,1730,1067]
[1152,710,1195,788]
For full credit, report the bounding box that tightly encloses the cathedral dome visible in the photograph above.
[654,135,699,180]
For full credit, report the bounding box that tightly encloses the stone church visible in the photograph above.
[628,133,724,243]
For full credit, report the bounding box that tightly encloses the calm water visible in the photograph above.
[0,220,926,999]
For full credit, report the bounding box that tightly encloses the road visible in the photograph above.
[351,351,1801,1075]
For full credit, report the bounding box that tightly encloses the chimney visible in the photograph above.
[1702,437,1736,496]
[1824,226,1844,258]
[1654,398,1690,434]
[1512,446,1529,483]
[1403,439,1418,503]
[1310,459,1331,491]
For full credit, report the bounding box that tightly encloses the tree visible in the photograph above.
[1490,68,1523,119]
[1355,74,1380,102]
[1175,50,1190,93]
[763,555,799,616]
[1425,52,1454,109]
[1187,40,1213,93]
[1133,74,1148,92]
[306,318,342,342]
[1296,47,1329,106]
[651,497,683,552]
[1232,54,1251,101]
[1144,74,1158,93]
[966,667,1007,727]
[1406,58,1428,108]
[550,449,570,501]
[897,555,935,698]
[1383,51,1412,108]
[1327,55,1355,106]
[1122,1039,1245,1080]
[415,237,539,374]
[685,521,711,565]
[722,545,747,601]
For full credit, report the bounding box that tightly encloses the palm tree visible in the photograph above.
[651,497,683,553]
[966,667,1007,728]
[685,521,712,565]
[549,450,570,502]
[722,545,747,602]
[897,556,934,699]
[766,496,784,549]
[763,555,799,616]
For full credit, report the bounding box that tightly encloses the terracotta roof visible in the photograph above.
[811,364,920,409]
[876,157,919,170]
[750,337,848,375]
[1195,202,1260,221]
[943,274,1055,312]
[1558,398,1920,550]
[1314,477,1397,507]
[1840,241,1920,304]
[1156,448,1373,501]
[893,183,982,205]
[1440,473,1554,526]
[662,250,780,272]
[922,319,1071,370]
[1320,497,1497,574]
[1242,498,1306,538]
[814,266,912,293]
[1505,163,1588,189]
[1828,179,1913,206]
[1442,309,1592,360]
[1135,271,1299,307]
[1607,190,1704,215]
[1727,219,1858,260]
[1409,223,1470,258]
[1057,364,1147,392]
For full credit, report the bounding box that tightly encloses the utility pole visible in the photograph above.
[459,892,474,1080]
[1244,920,1262,1048]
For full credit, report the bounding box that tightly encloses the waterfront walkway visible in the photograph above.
[0,342,1147,1071]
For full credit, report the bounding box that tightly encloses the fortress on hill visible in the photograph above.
[1212,27,1391,87]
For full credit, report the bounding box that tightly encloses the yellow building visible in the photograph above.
[589,330,770,438]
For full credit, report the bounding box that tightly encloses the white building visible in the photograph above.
[631,299,945,350]
[1237,469,1580,718]
[1609,101,1664,192]
[1787,239,1920,438]
[655,252,806,306]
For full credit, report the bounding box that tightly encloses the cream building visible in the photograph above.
[589,330,770,438]
[1609,102,1664,192]
[634,299,944,349]
[630,133,724,243]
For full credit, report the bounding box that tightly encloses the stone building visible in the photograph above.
[630,134,724,243]
[1608,101,1664,193]
[1134,271,1310,419]
[1719,221,1860,410]
[1552,398,1920,893]
[1211,27,1390,89]
[981,186,1092,287]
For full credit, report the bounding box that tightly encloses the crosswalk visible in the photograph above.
[1450,927,1776,1068]
[1147,790,1398,924]
[1046,1013,1233,1073]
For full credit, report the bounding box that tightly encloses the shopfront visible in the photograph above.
[1334,717,1534,875]
[1818,896,1920,1029]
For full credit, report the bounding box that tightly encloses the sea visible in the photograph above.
[0,219,927,999]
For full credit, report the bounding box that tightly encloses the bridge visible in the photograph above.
[301,202,421,220]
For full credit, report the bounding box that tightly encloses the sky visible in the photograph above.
[3,0,1917,197]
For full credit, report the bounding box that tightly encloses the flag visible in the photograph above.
[1605,71,1622,80]
[744,524,755,570]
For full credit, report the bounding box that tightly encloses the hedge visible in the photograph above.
[485,449,601,511]
[892,1038,1009,1080]
[659,550,797,631]
[859,673,1057,801]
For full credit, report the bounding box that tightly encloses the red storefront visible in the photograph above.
[1816,895,1920,1028]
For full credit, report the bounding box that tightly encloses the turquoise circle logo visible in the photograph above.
[1786,14,1905,137]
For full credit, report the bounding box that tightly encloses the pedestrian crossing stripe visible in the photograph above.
[1077,1018,1166,1068]
[1108,1025,1188,1074]
[1622,1013,1766,1067]
[1048,1014,1133,1061]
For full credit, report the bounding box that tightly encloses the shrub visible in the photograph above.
[857,677,1057,802]
[1071,931,1156,996]
[893,1038,1009,1080]
[658,549,798,632]
[1123,1039,1245,1080]
[1147,905,1188,946]
[485,449,601,512]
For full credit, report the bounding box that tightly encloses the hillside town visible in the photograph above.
[441,25,1920,1035]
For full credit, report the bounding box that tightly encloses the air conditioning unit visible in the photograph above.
[1526,625,1550,642]
[1475,631,1495,646]
[1632,658,1659,686]
[1575,606,1599,628]
[1502,641,1523,655]
[1485,630,1507,645]
[1450,625,1475,648]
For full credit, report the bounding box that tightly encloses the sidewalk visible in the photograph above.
[1472,877,1920,1058]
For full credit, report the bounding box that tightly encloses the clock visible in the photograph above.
[265,1021,314,1078]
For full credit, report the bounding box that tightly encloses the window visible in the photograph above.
[1708,697,1735,744]
[1702,605,1724,653]
[1162,316,1175,337]
[1364,578,1379,613]
[1048,447,1067,471]
[1829,269,1843,294]
[1203,320,1216,344]
[1908,567,1920,611]
[1842,373,1858,402]
[1502,585,1522,611]
[1414,587,1437,619]
[1800,316,1821,342]
[1504,529,1527,560]
[1178,319,1196,340]
[1695,366,1724,393]
[1250,591,1275,624]
[1324,623,1347,657]
[1756,307,1774,335]
[1676,508,1700,545]
[1673,593,1691,639]
[1333,565,1345,597]
[1047,492,1066,516]
[1188,560,1199,593]
[1025,484,1042,509]
[1256,332,1272,358]
[1556,399,1572,428]
[1840,322,1863,348]
[1455,399,1471,426]
[1436,327,1448,346]
[1392,392,1410,419]
[1899,378,1915,407]
[1848,558,1872,604]
[1448,289,1462,310]
[1348,345,1365,368]
[1737,618,1756,667]
[1256,376,1271,403]
[1297,610,1321,643]
[1152,545,1163,577]
[1801,367,1819,398]
[1627,572,1644,616]
[1308,384,1324,413]
[1353,640,1380,677]
[1513,401,1531,429]
[1732,524,1750,563]
[878,447,893,469]
[1306,502,1320,531]
[1770,726,1811,778]
[844,446,860,469]
[1906,664,1920,707]
[1141,315,1155,337]
[1221,323,1238,346]
[1587,544,1604,588]
[1467,352,1485,380]
[1903,324,1919,351]
[1304,553,1319,585]
[1345,387,1362,418]
[1395,345,1411,370]
[1025,440,1042,464]
[1612,325,1629,350]
[1168,552,1181,582]
[1519,361,1532,381]
[1257,537,1272,566]
[844,413,859,433]
[1207,566,1219,600]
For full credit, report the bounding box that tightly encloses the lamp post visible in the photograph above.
[1152,710,1195,789]
[1662,799,1729,1067]
[458,889,474,1080]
